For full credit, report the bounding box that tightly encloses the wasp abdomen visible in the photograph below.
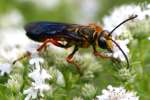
[25,22,68,42]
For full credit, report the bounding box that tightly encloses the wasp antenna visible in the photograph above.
[110,39,130,69]
[108,14,138,36]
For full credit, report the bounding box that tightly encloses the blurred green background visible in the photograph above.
[0,0,148,23]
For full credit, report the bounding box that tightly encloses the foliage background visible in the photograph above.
[0,0,150,100]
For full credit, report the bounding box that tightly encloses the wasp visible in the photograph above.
[13,15,137,73]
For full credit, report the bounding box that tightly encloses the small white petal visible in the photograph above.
[23,87,38,100]
[56,70,65,86]
[112,40,129,61]
[29,68,52,84]
[0,9,23,27]
[107,85,113,90]
[23,82,51,100]
[96,85,139,100]
[41,69,52,80]
[103,4,150,37]
[29,57,44,65]
[0,63,12,75]
[25,43,40,56]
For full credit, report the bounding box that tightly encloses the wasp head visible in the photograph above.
[98,30,113,52]
[98,15,138,68]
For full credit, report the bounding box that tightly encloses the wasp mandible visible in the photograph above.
[13,15,137,72]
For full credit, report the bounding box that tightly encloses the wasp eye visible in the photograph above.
[98,37,107,49]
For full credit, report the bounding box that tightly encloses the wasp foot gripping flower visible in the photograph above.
[96,85,139,100]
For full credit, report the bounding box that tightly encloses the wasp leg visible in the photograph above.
[93,45,122,66]
[93,45,112,59]
[13,39,66,65]
[65,46,82,74]
[37,39,67,52]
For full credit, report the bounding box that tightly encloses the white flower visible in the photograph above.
[112,39,129,61]
[103,4,150,61]
[103,4,150,37]
[96,85,139,100]
[55,69,65,87]
[148,37,150,40]
[6,74,23,91]
[118,67,136,82]
[0,46,22,62]
[29,68,52,84]
[0,9,31,63]
[24,54,52,100]
[0,10,30,64]
[25,43,41,57]
[23,86,38,100]
[48,67,65,87]
[0,28,30,48]
[28,45,45,69]
[24,67,52,100]
[0,9,23,28]
[23,82,51,100]
[81,84,97,98]
[148,4,150,9]
[0,34,30,63]
[29,57,44,69]
[0,63,12,75]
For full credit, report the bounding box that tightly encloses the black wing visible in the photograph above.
[25,22,83,42]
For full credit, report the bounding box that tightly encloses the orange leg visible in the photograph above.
[92,45,121,67]
[38,40,81,74]
[13,39,66,65]
[65,46,82,74]
[93,45,112,59]
[37,39,66,52]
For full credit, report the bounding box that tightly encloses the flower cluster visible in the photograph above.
[23,53,52,100]
[96,85,139,100]
[103,4,150,61]
[118,67,136,83]
[103,4,150,37]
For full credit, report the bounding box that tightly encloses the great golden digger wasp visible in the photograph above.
[13,15,137,73]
